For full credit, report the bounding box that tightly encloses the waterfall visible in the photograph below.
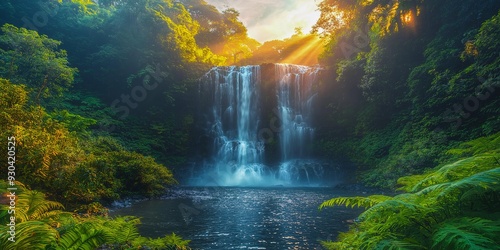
[275,64,321,184]
[200,66,266,186]
[276,64,317,161]
[195,64,325,186]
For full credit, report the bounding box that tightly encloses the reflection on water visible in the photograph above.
[110,187,364,249]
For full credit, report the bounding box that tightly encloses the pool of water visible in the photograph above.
[110,187,365,249]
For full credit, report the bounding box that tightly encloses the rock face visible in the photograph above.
[192,63,334,186]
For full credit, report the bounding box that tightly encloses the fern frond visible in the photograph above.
[0,221,58,249]
[321,230,365,250]
[321,240,344,250]
[414,167,500,203]
[410,156,498,192]
[360,198,427,221]
[397,174,427,192]
[57,222,111,250]
[320,195,392,210]
[15,190,64,222]
[439,168,500,199]
[119,222,140,243]
[432,217,500,250]
[101,216,141,244]
[446,133,500,156]
[375,238,427,250]
[163,232,191,248]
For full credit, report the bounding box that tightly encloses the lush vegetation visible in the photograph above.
[1,0,499,248]
[320,132,500,249]
[314,0,500,248]
[0,181,190,249]
[0,78,176,207]
[314,0,500,188]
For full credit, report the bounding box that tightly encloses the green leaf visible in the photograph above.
[320,195,392,210]
[432,217,500,250]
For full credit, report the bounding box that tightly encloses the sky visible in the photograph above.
[204,0,321,43]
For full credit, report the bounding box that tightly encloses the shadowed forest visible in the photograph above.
[0,0,499,249]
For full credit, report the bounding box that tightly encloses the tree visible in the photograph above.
[0,24,77,101]
[181,2,260,64]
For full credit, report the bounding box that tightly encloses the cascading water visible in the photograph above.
[195,64,325,186]
[198,66,269,186]
[275,64,323,184]
[276,64,316,160]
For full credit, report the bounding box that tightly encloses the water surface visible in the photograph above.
[110,187,364,249]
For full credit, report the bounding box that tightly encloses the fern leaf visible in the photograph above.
[101,216,141,244]
[320,195,392,210]
[432,217,500,250]
[375,239,427,250]
[0,221,58,249]
[409,156,498,192]
[15,190,64,222]
[439,168,500,199]
[57,222,111,250]
[163,232,191,248]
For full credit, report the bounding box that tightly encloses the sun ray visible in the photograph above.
[280,36,324,66]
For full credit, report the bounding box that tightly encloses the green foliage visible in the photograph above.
[132,232,191,250]
[447,132,500,156]
[321,134,500,249]
[0,77,177,206]
[0,221,59,249]
[0,79,87,194]
[0,183,191,249]
[57,222,111,250]
[320,195,391,209]
[0,24,77,100]
[101,216,141,245]
[316,1,500,188]
[0,183,60,249]
[432,218,500,250]
[398,132,500,192]
[163,232,191,249]
[48,109,97,134]
[15,190,66,223]
[58,135,178,205]
[72,216,192,249]
[183,1,260,65]
[474,11,500,72]
[399,156,498,193]
[152,0,225,65]
[93,149,177,197]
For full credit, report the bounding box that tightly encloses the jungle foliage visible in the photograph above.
[315,0,500,248]
[314,0,500,187]
[0,78,176,207]
[320,132,500,249]
[0,182,191,249]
